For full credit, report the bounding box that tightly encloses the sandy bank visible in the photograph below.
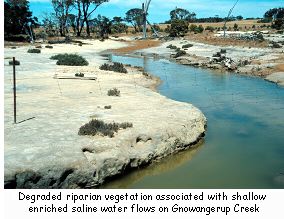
[4,39,206,188]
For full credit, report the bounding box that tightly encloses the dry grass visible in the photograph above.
[112,40,161,53]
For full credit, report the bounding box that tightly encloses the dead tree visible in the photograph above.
[142,0,158,38]
[223,0,239,37]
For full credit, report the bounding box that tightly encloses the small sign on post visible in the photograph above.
[13,57,16,124]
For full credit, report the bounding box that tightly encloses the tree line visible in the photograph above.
[4,0,284,41]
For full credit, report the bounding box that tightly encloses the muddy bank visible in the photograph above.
[4,39,206,188]
[138,37,284,86]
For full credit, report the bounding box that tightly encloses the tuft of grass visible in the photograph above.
[182,43,193,49]
[9,60,20,65]
[99,62,127,73]
[107,88,120,96]
[27,49,41,53]
[50,53,88,66]
[78,119,133,138]
[35,45,42,49]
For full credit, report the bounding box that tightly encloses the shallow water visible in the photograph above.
[102,55,284,189]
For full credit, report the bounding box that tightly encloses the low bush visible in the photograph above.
[104,105,112,109]
[75,73,84,77]
[205,26,215,32]
[107,88,120,96]
[9,60,20,65]
[166,44,178,49]
[78,119,133,137]
[50,54,89,66]
[173,50,186,58]
[27,49,41,53]
[99,62,127,73]
[182,43,193,49]
[35,45,42,49]
[45,45,53,49]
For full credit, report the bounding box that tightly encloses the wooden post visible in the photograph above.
[13,57,16,124]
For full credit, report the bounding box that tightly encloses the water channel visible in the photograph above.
[102,55,284,189]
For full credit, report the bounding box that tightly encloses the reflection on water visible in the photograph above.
[104,55,284,189]
[101,141,204,189]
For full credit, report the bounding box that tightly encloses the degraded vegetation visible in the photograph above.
[27,49,41,53]
[50,54,89,66]
[107,88,120,96]
[78,119,133,137]
[45,45,53,49]
[99,62,127,73]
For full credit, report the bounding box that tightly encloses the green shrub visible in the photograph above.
[173,50,186,58]
[50,54,89,66]
[169,19,189,37]
[78,119,133,137]
[100,62,127,73]
[9,60,20,65]
[107,88,120,96]
[45,45,53,49]
[182,43,193,49]
[27,49,41,53]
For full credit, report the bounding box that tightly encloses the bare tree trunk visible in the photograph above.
[223,0,239,37]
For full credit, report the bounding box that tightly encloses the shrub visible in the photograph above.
[182,43,193,49]
[107,88,120,96]
[45,45,53,49]
[99,62,127,73]
[11,46,17,49]
[75,73,84,77]
[205,26,215,32]
[104,105,112,109]
[169,19,189,37]
[166,44,177,49]
[78,119,133,138]
[50,54,89,66]
[9,60,20,65]
[35,45,42,49]
[173,50,186,58]
[233,23,239,31]
[189,24,204,33]
[27,49,41,53]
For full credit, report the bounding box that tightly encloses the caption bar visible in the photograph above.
[4,190,283,219]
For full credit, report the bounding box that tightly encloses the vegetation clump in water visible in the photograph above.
[78,119,133,137]
[50,54,89,66]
